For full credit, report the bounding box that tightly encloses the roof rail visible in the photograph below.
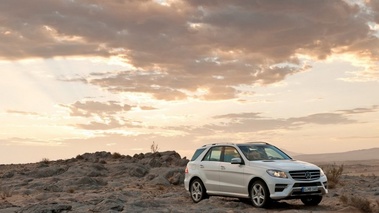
[246,141,270,145]
[202,142,235,147]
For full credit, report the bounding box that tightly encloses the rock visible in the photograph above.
[91,198,124,212]
[151,175,171,186]
[127,163,148,177]
[148,158,163,168]
[2,171,14,178]
[30,166,67,178]
[76,176,107,188]
[165,168,185,185]
[19,203,72,213]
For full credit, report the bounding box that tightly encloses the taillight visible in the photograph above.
[185,166,188,173]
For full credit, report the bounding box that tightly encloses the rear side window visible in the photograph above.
[191,148,206,161]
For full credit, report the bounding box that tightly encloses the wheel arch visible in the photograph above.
[248,177,267,197]
[189,176,206,191]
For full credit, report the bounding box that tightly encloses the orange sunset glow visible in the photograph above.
[1,0,378,164]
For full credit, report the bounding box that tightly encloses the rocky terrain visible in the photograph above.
[0,151,378,213]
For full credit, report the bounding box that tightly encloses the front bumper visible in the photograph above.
[268,177,328,200]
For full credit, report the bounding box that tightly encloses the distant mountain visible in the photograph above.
[293,148,379,163]
[280,148,304,157]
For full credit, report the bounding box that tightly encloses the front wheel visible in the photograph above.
[250,180,271,208]
[190,178,206,203]
[301,196,323,206]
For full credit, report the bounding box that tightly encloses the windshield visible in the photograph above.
[237,144,291,161]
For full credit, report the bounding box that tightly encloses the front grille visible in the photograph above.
[289,170,320,181]
[293,182,321,187]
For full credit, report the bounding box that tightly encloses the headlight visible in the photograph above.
[320,169,326,177]
[267,169,288,178]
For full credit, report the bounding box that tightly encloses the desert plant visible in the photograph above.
[339,194,348,204]
[112,152,122,159]
[0,182,13,199]
[350,196,372,213]
[150,141,159,153]
[323,163,344,189]
[340,194,374,213]
[40,157,50,164]
[67,188,75,193]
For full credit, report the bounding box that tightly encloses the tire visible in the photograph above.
[301,196,323,206]
[250,180,271,208]
[190,178,206,203]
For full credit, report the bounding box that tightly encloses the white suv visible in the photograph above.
[184,142,328,208]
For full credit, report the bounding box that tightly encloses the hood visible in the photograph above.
[248,159,320,171]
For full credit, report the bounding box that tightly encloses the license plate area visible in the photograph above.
[301,186,318,192]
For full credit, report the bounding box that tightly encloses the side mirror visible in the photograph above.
[231,158,243,164]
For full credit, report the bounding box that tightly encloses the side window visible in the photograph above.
[223,146,241,162]
[203,146,222,161]
[190,148,206,161]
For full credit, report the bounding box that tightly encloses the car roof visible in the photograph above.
[201,141,271,148]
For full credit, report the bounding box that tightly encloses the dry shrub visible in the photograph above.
[151,141,159,153]
[340,194,374,213]
[350,197,372,213]
[339,194,348,204]
[39,158,50,167]
[112,152,122,159]
[323,164,343,189]
[67,188,75,193]
[0,182,13,199]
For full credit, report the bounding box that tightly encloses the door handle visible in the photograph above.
[221,166,225,170]
[200,165,204,168]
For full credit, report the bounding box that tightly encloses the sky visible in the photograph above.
[1,0,379,164]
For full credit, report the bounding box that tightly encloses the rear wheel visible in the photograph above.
[190,178,206,203]
[250,180,271,208]
[301,196,323,206]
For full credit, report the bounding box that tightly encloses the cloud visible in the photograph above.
[2,0,379,100]
[0,0,379,100]
[75,117,142,130]
[62,100,132,117]
[6,110,40,116]
[337,105,379,114]
[191,109,361,134]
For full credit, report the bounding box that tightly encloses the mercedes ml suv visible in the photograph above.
[184,142,328,208]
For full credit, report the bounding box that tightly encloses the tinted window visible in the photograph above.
[238,144,291,161]
[223,146,241,162]
[203,146,222,161]
[190,148,206,161]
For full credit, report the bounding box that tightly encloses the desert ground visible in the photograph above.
[0,151,378,213]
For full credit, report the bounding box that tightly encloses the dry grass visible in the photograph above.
[0,181,13,199]
[112,152,122,159]
[323,164,344,189]
[150,141,159,153]
[340,194,375,213]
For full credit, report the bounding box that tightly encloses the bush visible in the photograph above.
[39,158,50,166]
[0,181,13,199]
[112,152,122,159]
[150,141,159,153]
[323,164,343,189]
[340,195,373,213]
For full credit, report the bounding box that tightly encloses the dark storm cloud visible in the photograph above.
[2,0,378,100]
